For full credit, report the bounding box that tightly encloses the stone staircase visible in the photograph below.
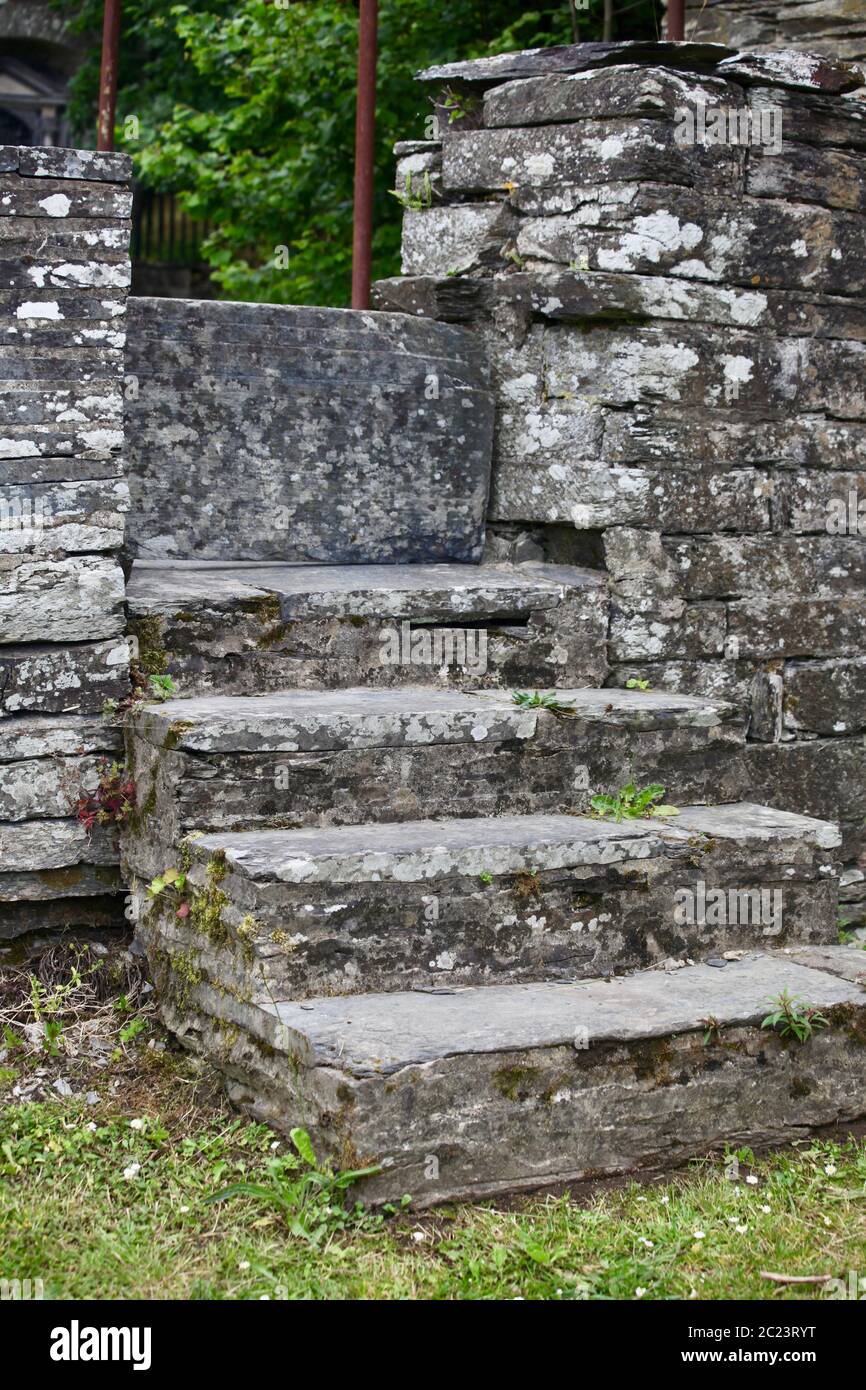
[117,152,866,1203]
[122,550,866,1204]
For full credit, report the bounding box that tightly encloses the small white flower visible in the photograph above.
[693,1230,705,1240]
[411,1231,426,1244]
[635,1287,647,1299]
[238,1260,250,1270]
[760,1204,771,1214]
[824,1216,832,1227]
[122,1162,141,1180]
[745,1175,759,1186]
[636,1196,647,1203]
[129,1118,145,1131]
[661,1195,670,1205]
[270,1141,280,1151]
[639,1237,654,1248]
[179,1205,190,1214]
[824,1163,837,1176]
[86,1122,97,1132]
[735,1224,748,1235]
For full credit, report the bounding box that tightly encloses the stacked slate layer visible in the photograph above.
[372,42,866,922]
[0,146,132,941]
[685,0,866,64]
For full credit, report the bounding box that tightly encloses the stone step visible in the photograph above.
[125,559,608,696]
[124,685,746,854]
[131,803,840,1007]
[144,946,866,1206]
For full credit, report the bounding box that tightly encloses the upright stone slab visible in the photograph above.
[124,299,494,565]
[0,145,132,941]
[374,41,866,911]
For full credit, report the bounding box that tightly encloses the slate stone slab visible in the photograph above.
[16,148,133,184]
[125,559,609,695]
[0,556,125,642]
[131,799,838,1009]
[141,948,866,1204]
[686,1,866,65]
[417,42,737,85]
[0,640,130,716]
[124,298,494,565]
[483,66,742,129]
[121,686,745,874]
[784,657,866,736]
[441,120,745,196]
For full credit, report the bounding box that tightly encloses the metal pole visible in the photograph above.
[351,0,378,310]
[603,0,614,42]
[96,0,122,151]
[667,0,685,41]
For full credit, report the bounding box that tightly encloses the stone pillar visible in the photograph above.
[373,44,866,915]
[0,146,132,943]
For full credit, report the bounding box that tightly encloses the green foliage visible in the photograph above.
[148,674,178,701]
[761,991,831,1044]
[206,1127,381,1244]
[590,782,680,822]
[625,676,652,691]
[148,866,191,921]
[512,689,576,716]
[61,0,660,305]
[3,1092,866,1299]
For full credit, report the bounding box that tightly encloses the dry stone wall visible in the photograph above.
[0,146,132,941]
[685,1,866,63]
[373,43,866,915]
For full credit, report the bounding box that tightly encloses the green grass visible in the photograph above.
[2,1066,866,1300]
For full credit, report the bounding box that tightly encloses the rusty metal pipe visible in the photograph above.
[351,0,378,309]
[96,0,122,151]
[667,0,685,42]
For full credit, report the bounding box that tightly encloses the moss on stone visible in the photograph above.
[492,1064,540,1101]
[163,720,194,752]
[129,614,169,674]
[188,851,230,947]
[169,947,203,1010]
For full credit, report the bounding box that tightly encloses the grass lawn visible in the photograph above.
[3,938,866,1301]
[2,1046,866,1301]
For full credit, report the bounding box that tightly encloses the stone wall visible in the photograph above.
[684,1,866,63]
[373,43,866,911]
[0,146,132,942]
[124,297,494,565]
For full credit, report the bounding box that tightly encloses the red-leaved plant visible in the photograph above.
[76,759,137,835]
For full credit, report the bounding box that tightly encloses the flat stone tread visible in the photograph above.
[268,952,865,1075]
[133,684,736,751]
[192,802,838,885]
[774,945,866,983]
[126,560,604,615]
[661,801,842,849]
[195,812,661,884]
